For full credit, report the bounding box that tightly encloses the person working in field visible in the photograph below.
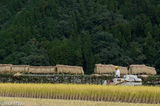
[115,66,120,78]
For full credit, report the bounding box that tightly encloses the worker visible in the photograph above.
[115,66,120,78]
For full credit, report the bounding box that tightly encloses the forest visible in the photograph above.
[0,0,160,74]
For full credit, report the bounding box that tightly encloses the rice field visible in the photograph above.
[0,97,159,106]
[0,83,159,104]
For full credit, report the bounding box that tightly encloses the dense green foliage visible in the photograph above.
[0,0,160,74]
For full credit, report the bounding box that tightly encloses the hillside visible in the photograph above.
[0,0,160,74]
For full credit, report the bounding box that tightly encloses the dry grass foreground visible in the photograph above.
[0,97,159,106]
[0,83,160,104]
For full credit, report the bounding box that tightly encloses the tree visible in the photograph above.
[48,38,83,66]
[92,32,119,64]
[144,32,156,65]
[129,42,146,64]
[81,31,94,74]
[14,38,50,65]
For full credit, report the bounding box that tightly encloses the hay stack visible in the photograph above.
[129,65,145,74]
[0,64,12,73]
[56,65,84,74]
[29,66,56,74]
[94,64,115,74]
[94,64,128,75]
[11,65,29,73]
[118,66,128,75]
[145,66,157,75]
[129,64,157,75]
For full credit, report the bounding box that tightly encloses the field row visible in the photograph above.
[0,97,159,106]
[0,83,159,104]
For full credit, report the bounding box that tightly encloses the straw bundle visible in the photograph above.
[29,66,56,74]
[94,64,115,74]
[145,66,157,75]
[118,66,128,75]
[56,65,84,74]
[101,74,112,76]
[0,64,12,73]
[129,65,157,75]
[129,65,145,74]
[94,64,129,75]
[139,75,149,78]
[11,65,29,73]
[14,72,23,77]
[91,74,101,77]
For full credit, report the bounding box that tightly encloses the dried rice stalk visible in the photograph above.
[11,65,29,73]
[91,74,101,77]
[94,64,128,75]
[0,64,12,73]
[118,66,128,75]
[14,72,23,77]
[29,66,56,74]
[56,65,84,75]
[101,74,111,77]
[94,64,115,74]
[139,75,149,78]
[129,64,156,75]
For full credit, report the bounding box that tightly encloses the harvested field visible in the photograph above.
[0,97,159,106]
[0,83,159,104]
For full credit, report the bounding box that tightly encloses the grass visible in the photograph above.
[0,97,159,106]
[0,83,159,104]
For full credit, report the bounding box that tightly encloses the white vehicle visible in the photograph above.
[112,75,142,86]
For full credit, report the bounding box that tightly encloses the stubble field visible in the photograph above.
[0,97,159,106]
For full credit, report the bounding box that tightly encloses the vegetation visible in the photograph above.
[0,83,159,104]
[0,97,159,106]
[0,0,160,74]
